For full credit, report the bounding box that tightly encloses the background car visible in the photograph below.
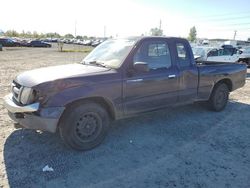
[0,38,21,47]
[91,40,101,47]
[238,47,250,66]
[27,40,51,47]
[207,46,242,63]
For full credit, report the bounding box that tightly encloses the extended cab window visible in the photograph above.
[134,41,172,69]
[176,43,190,67]
[176,43,187,60]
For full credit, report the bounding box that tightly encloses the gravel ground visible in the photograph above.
[0,45,250,188]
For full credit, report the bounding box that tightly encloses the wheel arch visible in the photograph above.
[215,78,233,92]
[62,96,116,120]
[208,78,232,100]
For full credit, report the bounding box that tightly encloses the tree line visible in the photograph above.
[3,28,248,42]
[1,27,197,41]
[1,30,90,39]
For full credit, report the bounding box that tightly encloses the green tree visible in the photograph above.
[45,32,61,38]
[5,30,19,37]
[188,26,197,42]
[33,31,39,38]
[64,33,74,38]
[19,30,25,37]
[76,35,83,39]
[26,31,32,38]
[150,27,163,36]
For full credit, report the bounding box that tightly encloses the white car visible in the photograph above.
[239,47,250,66]
[206,46,250,66]
[192,47,216,61]
[206,47,240,63]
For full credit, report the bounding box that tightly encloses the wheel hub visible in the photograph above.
[215,90,226,107]
[75,113,101,141]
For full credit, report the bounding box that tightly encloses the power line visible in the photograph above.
[197,11,250,19]
[191,21,250,28]
[222,22,250,26]
[200,15,250,22]
[203,27,249,31]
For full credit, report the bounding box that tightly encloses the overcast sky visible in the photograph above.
[1,0,250,40]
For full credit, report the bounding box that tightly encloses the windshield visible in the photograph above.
[82,38,136,68]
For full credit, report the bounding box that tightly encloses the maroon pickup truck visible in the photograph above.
[4,37,247,150]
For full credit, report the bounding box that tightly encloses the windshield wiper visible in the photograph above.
[85,60,108,68]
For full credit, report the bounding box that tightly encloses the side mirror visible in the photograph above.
[134,62,149,72]
[238,50,243,55]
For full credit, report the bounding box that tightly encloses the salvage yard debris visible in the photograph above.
[42,165,54,172]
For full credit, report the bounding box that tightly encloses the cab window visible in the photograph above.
[176,43,190,67]
[133,41,172,70]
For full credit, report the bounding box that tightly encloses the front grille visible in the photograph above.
[11,81,22,104]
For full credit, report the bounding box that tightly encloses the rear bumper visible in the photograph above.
[4,93,64,133]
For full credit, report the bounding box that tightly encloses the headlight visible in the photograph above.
[20,87,35,104]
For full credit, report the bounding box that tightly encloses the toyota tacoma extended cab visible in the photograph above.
[4,37,247,150]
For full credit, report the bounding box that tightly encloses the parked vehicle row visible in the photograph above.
[0,37,107,48]
[0,38,51,48]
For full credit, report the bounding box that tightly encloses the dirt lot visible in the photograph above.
[0,45,250,188]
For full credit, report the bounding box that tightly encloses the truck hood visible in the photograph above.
[15,64,110,87]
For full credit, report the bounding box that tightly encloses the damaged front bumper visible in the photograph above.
[4,93,64,133]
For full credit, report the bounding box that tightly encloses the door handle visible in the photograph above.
[168,75,176,79]
[126,79,143,83]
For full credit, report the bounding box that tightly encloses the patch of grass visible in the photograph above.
[60,47,93,53]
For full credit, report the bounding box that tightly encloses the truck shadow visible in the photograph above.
[3,100,250,187]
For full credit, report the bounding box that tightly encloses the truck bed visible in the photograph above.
[196,61,247,101]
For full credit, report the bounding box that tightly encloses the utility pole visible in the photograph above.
[233,30,237,40]
[104,25,106,38]
[75,20,77,38]
[159,19,162,30]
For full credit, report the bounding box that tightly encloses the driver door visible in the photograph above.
[123,39,180,115]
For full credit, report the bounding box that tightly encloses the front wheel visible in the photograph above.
[207,83,229,112]
[59,102,110,151]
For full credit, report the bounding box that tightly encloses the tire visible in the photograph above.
[208,83,229,112]
[59,102,110,151]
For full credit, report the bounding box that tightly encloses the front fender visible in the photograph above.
[41,80,123,119]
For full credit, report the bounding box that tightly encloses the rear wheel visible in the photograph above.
[207,83,229,111]
[59,102,110,151]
